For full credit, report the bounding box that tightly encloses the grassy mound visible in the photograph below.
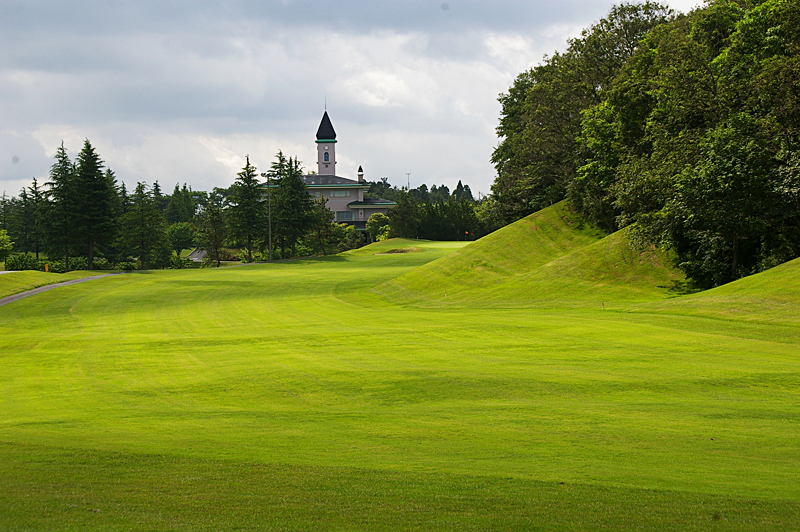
[636,255,800,326]
[378,201,684,308]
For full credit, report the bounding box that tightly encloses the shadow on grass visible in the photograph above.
[660,279,704,297]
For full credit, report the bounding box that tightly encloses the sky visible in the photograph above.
[1,0,701,199]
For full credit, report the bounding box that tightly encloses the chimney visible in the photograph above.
[357,165,364,183]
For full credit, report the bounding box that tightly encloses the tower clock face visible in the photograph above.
[324,146,329,150]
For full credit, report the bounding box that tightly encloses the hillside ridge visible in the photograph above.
[376,201,685,308]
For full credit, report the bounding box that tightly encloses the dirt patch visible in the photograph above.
[376,247,423,255]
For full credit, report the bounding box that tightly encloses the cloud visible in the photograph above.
[0,0,701,198]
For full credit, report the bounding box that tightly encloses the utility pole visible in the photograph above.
[406,172,410,190]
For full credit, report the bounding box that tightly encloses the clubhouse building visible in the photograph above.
[302,112,395,229]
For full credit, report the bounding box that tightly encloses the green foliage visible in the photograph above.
[270,152,314,258]
[304,197,335,256]
[5,252,38,271]
[495,0,800,287]
[0,229,12,264]
[377,225,391,241]
[120,183,168,270]
[195,192,228,268]
[165,222,195,257]
[492,2,672,224]
[165,183,197,224]
[416,198,479,241]
[116,261,139,271]
[169,255,193,269]
[74,139,117,270]
[366,212,390,242]
[40,142,78,272]
[338,224,364,251]
[228,156,266,263]
[388,189,418,238]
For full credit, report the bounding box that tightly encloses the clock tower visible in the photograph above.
[316,111,337,175]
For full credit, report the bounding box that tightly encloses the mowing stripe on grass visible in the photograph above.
[0,273,122,307]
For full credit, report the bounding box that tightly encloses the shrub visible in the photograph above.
[92,258,113,270]
[69,257,88,270]
[38,260,66,273]
[5,253,39,271]
[115,262,139,271]
[169,256,193,269]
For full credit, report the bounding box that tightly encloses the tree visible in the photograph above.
[74,139,116,270]
[196,192,228,267]
[12,187,35,254]
[0,229,12,265]
[366,212,391,242]
[165,222,196,258]
[0,191,9,232]
[41,142,78,272]
[307,197,335,255]
[120,182,167,270]
[165,183,196,224]
[228,156,266,262]
[388,189,418,238]
[272,154,313,258]
[491,2,672,224]
[28,178,43,259]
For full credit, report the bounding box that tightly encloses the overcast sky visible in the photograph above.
[1,0,700,198]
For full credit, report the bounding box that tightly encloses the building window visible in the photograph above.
[313,190,322,197]
[336,211,353,221]
[331,190,351,197]
[324,152,329,162]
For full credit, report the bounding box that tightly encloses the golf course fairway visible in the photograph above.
[1,210,798,530]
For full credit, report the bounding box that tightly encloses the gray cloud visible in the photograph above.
[1,0,700,197]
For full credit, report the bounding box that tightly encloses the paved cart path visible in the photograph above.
[0,273,121,307]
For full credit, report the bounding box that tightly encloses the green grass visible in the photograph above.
[0,270,115,299]
[0,225,798,529]
[378,201,684,309]
[635,256,800,326]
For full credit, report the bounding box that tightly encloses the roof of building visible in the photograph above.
[348,198,397,207]
[315,111,336,141]
[302,174,363,186]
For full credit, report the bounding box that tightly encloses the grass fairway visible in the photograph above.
[0,270,113,300]
[1,234,799,530]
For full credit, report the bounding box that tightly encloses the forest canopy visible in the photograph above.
[492,0,800,288]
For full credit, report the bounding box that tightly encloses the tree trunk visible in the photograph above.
[318,231,327,256]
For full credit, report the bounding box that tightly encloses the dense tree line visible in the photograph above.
[0,145,378,270]
[491,0,800,287]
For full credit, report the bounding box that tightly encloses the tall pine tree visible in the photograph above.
[41,142,78,271]
[74,139,116,270]
[120,182,166,270]
[272,155,313,258]
[228,155,266,262]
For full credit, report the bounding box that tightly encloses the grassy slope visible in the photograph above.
[635,256,800,326]
[0,236,798,529]
[378,201,684,308]
[0,270,113,299]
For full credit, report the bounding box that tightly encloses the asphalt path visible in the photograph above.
[0,273,122,308]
